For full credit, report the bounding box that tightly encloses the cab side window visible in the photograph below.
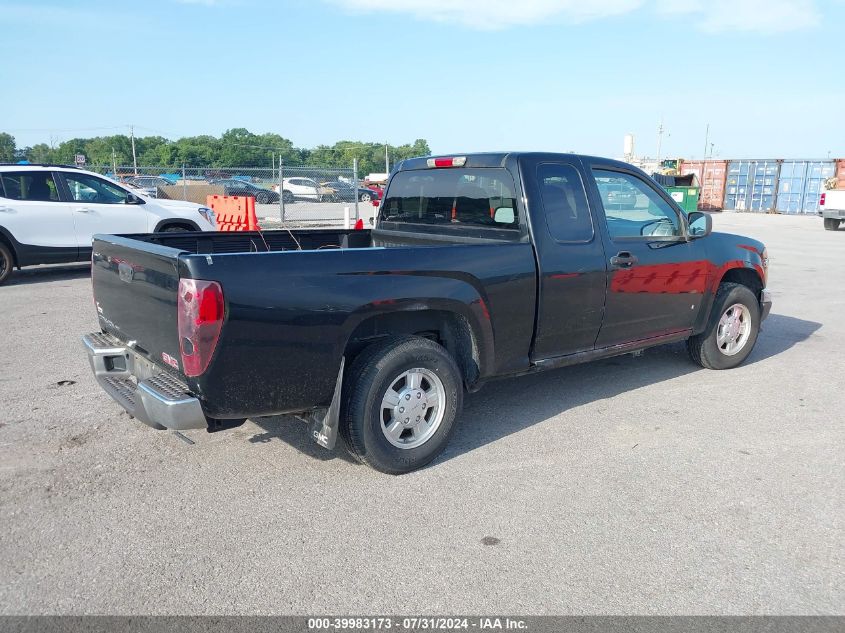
[63,173,129,204]
[537,163,593,242]
[592,169,681,239]
[0,172,60,201]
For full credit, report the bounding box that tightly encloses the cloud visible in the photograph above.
[328,0,644,30]
[329,0,823,33]
[655,0,821,33]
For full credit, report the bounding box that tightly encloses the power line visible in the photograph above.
[3,125,126,133]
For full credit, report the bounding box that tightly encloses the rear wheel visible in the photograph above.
[256,192,269,204]
[341,336,462,474]
[824,218,841,231]
[359,192,372,202]
[687,282,761,370]
[282,190,295,204]
[0,241,14,286]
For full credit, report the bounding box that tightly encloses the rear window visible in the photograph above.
[379,168,519,238]
[0,171,60,201]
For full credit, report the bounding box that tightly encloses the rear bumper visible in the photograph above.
[822,209,845,220]
[761,289,773,321]
[82,332,207,431]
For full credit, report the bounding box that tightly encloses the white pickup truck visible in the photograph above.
[820,190,845,230]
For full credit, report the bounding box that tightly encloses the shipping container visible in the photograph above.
[775,160,835,214]
[679,159,727,211]
[724,160,779,212]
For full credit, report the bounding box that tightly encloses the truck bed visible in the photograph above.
[125,228,373,254]
[90,227,538,420]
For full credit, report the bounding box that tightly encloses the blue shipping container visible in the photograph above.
[724,160,778,211]
[776,160,835,214]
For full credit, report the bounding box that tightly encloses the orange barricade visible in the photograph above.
[206,195,259,231]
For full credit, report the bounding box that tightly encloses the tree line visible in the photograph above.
[0,130,431,175]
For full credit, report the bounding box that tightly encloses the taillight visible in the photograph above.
[820,193,826,207]
[177,279,224,377]
[426,156,467,168]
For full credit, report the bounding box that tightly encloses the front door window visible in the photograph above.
[64,173,129,204]
[593,170,681,239]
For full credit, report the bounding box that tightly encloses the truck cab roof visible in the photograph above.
[396,152,636,172]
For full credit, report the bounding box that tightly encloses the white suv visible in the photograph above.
[272,177,331,202]
[0,164,216,285]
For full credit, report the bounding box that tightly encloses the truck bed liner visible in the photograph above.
[124,228,373,255]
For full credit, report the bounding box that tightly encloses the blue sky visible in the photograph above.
[1,0,843,159]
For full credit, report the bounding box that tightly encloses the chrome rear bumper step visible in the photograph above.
[83,332,207,431]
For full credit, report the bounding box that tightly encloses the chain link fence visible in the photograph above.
[85,163,384,229]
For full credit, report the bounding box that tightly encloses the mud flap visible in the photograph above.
[307,357,344,450]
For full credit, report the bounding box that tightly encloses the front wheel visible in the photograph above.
[687,282,761,369]
[359,192,372,202]
[824,218,841,231]
[282,190,294,204]
[256,192,269,204]
[341,336,463,474]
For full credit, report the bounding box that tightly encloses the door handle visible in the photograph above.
[610,251,638,268]
[0,206,12,213]
[75,207,94,214]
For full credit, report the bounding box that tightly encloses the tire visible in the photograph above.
[0,241,14,286]
[282,190,294,204]
[823,218,841,231]
[341,335,463,474]
[161,225,195,233]
[359,192,372,202]
[687,282,761,370]
[256,192,269,204]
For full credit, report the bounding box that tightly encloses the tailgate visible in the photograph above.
[91,235,185,376]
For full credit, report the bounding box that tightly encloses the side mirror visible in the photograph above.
[687,211,712,238]
[125,193,144,205]
[494,207,515,224]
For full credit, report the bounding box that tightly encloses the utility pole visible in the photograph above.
[279,159,285,223]
[112,147,117,177]
[656,117,665,166]
[129,124,138,176]
[709,143,715,159]
[703,123,709,160]
[385,142,389,174]
[353,157,359,222]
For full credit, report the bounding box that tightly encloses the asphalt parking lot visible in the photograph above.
[0,213,842,615]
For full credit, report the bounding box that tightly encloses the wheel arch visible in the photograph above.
[719,266,763,295]
[343,308,487,389]
[153,219,200,232]
[695,264,765,335]
[0,226,19,267]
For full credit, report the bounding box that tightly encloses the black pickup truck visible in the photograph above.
[84,153,772,473]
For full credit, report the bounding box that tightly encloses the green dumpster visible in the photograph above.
[665,186,700,213]
[651,173,701,213]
